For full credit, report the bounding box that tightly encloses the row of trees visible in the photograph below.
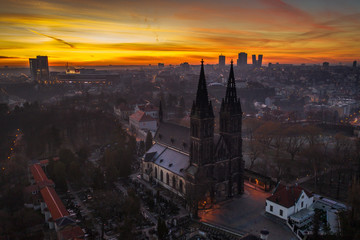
[244,119,359,188]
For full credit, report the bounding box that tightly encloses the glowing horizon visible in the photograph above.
[1,0,359,67]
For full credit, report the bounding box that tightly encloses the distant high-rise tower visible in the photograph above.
[237,52,247,67]
[251,55,263,67]
[252,55,257,66]
[258,55,263,67]
[29,56,49,83]
[219,54,225,67]
[353,61,357,68]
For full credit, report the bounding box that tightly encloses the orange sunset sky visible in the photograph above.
[0,0,359,66]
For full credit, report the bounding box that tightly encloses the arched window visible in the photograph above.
[160,170,163,182]
[155,167,157,178]
[179,180,183,193]
[172,176,176,189]
[166,173,169,185]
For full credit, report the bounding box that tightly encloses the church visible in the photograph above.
[141,60,244,204]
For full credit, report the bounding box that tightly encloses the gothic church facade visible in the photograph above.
[141,60,244,203]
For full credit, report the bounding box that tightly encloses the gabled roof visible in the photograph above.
[144,152,157,162]
[31,164,49,183]
[147,143,189,178]
[129,110,156,122]
[155,122,190,152]
[267,184,313,208]
[40,187,69,220]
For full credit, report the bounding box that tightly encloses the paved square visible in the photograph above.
[199,185,297,240]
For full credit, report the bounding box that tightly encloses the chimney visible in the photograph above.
[260,229,269,240]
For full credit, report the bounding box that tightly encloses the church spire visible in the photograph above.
[191,59,214,118]
[221,60,242,114]
[225,60,237,103]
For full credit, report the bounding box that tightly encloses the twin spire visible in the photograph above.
[191,59,241,119]
[221,60,242,114]
[191,59,214,118]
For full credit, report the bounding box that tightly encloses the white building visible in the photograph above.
[265,184,314,220]
[135,104,159,119]
[129,110,157,133]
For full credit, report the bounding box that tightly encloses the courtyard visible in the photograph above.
[199,184,297,240]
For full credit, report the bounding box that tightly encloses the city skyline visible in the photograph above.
[1,0,360,66]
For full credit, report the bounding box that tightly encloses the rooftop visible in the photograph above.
[40,186,69,220]
[155,122,190,152]
[129,110,156,122]
[267,184,313,208]
[30,164,50,183]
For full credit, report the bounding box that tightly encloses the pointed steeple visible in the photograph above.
[225,60,237,103]
[192,59,214,118]
[221,60,242,114]
[159,100,163,122]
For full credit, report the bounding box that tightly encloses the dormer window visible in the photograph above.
[158,134,162,139]
[160,159,163,163]
[180,168,183,172]
[169,163,173,167]
[170,137,174,144]
[183,142,187,148]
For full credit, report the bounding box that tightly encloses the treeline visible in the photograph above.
[99,127,137,186]
[0,101,117,159]
[244,119,359,186]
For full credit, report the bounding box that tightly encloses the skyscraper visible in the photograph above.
[258,55,263,67]
[252,55,257,66]
[353,61,357,68]
[219,54,225,67]
[29,56,49,83]
[237,52,247,66]
[251,55,263,67]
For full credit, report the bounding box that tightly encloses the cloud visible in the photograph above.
[0,56,19,59]
[28,29,75,48]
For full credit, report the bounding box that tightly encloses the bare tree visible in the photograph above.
[255,121,280,153]
[302,144,326,192]
[284,125,305,161]
[248,139,262,170]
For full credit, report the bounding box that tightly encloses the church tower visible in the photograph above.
[190,60,214,166]
[219,60,244,194]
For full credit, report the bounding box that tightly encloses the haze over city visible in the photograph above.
[1,0,360,66]
[1,1,360,240]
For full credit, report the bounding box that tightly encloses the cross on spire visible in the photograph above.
[191,59,214,118]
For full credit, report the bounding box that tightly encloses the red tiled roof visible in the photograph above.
[39,159,49,165]
[267,185,313,208]
[130,110,155,122]
[59,226,84,240]
[40,187,69,220]
[39,157,60,166]
[31,164,49,183]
